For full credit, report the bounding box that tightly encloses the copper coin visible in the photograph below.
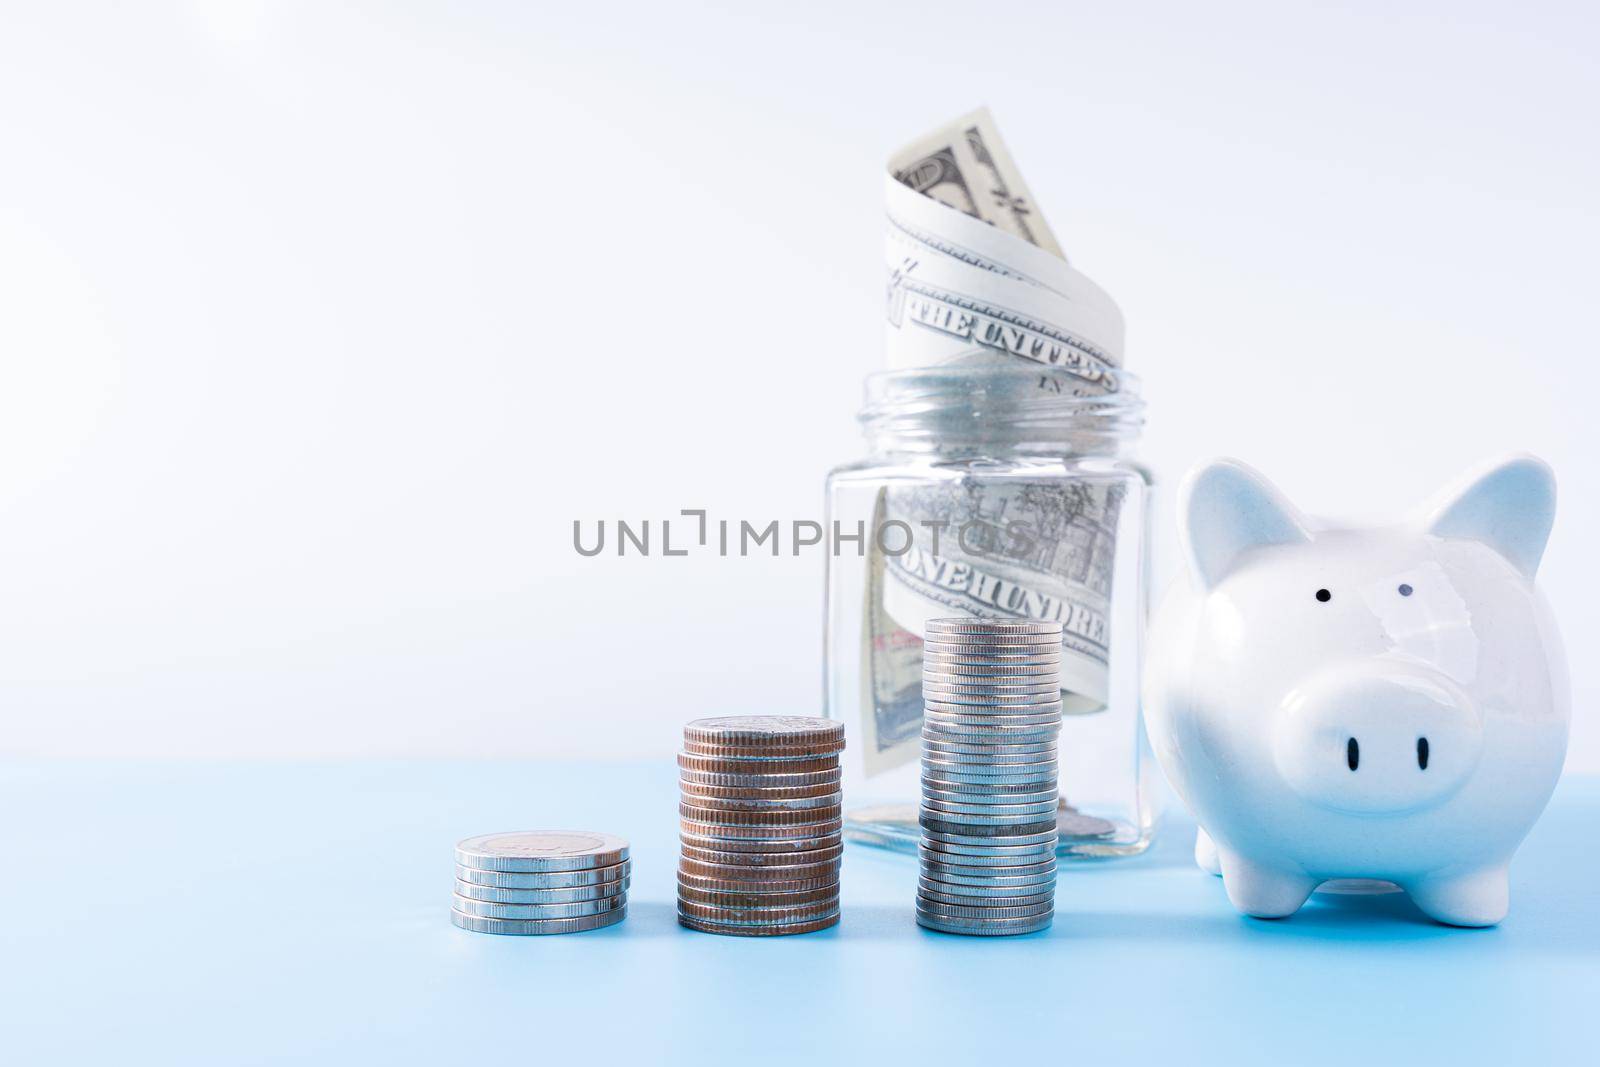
[679,818,844,842]
[679,840,843,865]
[676,881,838,908]
[677,752,839,776]
[679,802,843,826]
[675,789,842,812]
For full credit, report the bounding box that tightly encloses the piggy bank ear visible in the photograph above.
[1421,454,1556,578]
[1180,459,1310,591]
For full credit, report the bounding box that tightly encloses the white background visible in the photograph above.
[2,1,1596,769]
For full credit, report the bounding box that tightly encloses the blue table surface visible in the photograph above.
[2,761,1595,1065]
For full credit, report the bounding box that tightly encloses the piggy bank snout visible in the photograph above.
[1272,666,1483,816]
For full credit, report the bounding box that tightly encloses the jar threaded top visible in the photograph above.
[859,365,1143,458]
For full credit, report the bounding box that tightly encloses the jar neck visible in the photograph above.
[859,366,1143,461]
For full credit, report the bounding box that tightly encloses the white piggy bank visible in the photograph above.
[1144,455,1569,926]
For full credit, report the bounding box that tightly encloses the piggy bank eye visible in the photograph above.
[1398,583,1413,597]
[1314,588,1331,603]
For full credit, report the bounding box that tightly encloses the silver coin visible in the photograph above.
[921,691,1063,709]
[920,731,1061,749]
[678,912,839,937]
[455,831,629,873]
[922,647,1062,662]
[676,790,842,813]
[921,756,1059,775]
[918,843,1057,867]
[453,860,632,889]
[451,906,627,936]
[454,877,630,903]
[678,767,842,789]
[921,767,1059,788]
[918,875,1056,898]
[921,694,1063,711]
[920,823,1059,843]
[920,645,1062,662]
[921,660,1063,676]
[918,887,1056,909]
[921,679,1062,698]
[921,629,1062,645]
[919,839,1058,861]
[918,880,1056,900]
[679,781,842,803]
[921,745,1059,765]
[920,816,1060,838]
[918,862,1058,887]
[921,642,1062,656]
[922,705,1062,723]
[922,632,1062,646]
[915,910,1052,936]
[921,790,1056,812]
[677,898,838,923]
[923,700,1062,718]
[922,825,1060,848]
[923,662,1061,679]
[452,893,627,920]
[1057,810,1119,840]
[921,794,1058,816]
[920,747,1060,766]
[682,715,844,747]
[920,778,1059,800]
[925,618,1062,635]
[921,722,1061,743]
[916,897,1053,919]
[922,732,1057,751]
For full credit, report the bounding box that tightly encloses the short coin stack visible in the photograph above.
[917,618,1063,936]
[452,831,630,935]
[678,715,845,936]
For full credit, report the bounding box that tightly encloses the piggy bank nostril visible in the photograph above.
[1347,737,1359,771]
[1418,737,1430,770]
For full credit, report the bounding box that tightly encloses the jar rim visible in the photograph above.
[857,365,1144,457]
[861,364,1142,409]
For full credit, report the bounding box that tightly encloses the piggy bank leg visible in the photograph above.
[1194,827,1222,876]
[1217,849,1316,919]
[1405,866,1510,927]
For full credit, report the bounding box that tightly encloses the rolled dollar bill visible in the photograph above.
[884,107,1125,377]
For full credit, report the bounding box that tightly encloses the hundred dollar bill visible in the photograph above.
[885,107,1125,378]
[859,108,1129,775]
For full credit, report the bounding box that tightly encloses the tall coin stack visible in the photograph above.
[917,618,1064,936]
[452,831,630,935]
[677,716,845,936]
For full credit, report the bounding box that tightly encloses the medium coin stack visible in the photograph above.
[677,715,845,936]
[452,831,630,935]
[917,618,1063,936]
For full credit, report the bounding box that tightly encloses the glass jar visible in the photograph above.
[824,365,1157,859]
